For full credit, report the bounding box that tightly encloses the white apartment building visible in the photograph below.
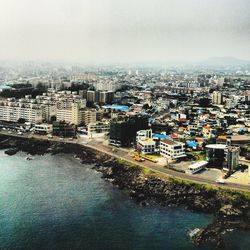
[82,110,96,126]
[41,103,57,121]
[0,101,42,124]
[160,139,186,159]
[92,80,122,92]
[56,103,97,126]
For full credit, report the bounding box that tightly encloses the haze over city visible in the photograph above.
[0,0,250,64]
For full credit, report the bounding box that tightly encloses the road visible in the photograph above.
[0,131,249,192]
[85,140,250,192]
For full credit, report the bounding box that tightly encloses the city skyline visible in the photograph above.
[0,0,250,63]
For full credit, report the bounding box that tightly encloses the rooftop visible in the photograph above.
[205,144,228,150]
[231,135,250,141]
[161,139,181,146]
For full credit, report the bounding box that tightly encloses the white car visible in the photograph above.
[215,179,225,184]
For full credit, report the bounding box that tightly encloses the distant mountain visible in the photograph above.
[201,57,250,66]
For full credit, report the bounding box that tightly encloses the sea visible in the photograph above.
[0,150,249,250]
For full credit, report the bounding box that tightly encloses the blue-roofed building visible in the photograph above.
[152,133,171,140]
[186,141,199,149]
[102,104,129,112]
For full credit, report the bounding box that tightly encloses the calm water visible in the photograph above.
[0,150,249,250]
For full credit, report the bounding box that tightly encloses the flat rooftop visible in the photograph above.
[206,144,228,150]
[161,139,181,146]
[231,135,250,141]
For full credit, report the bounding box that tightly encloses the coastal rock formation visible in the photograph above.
[4,148,19,155]
[92,158,250,249]
[1,135,249,249]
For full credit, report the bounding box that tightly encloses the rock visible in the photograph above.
[219,205,243,219]
[4,148,19,155]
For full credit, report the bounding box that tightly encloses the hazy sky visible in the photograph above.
[0,0,250,63]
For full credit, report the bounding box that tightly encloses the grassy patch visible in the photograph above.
[168,176,217,192]
[143,154,161,160]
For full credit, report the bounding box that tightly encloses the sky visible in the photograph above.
[0,0,250,64]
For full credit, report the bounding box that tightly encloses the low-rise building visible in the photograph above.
[87,121,110,135]
[137,138,156,154]
[160,139,186,159]
[136,129,155,154]
[34,124,53,134]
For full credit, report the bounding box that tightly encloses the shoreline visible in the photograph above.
[1,131,250,192]
[0,135,250,248]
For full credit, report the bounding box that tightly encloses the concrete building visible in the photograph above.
[212,91,223,105]
[86,90,96,103]
[87,121,110,135]
[160,139,186,159]
[0,100,42,124]
[136,129,156,154]
[226,146,240,171]
[98,91,114,104]
[34,124,53,134]
[57,103,96,126]
[205,144,228,167]
[81,109,97,126]
[41,103,57,121]
[92,80,122,92]
[109,115,149,147]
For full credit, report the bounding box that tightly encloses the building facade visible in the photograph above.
[160,139,186,159]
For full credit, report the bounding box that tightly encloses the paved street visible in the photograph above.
[1,131,250,192]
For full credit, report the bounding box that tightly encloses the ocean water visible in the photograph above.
[0,150,249,250]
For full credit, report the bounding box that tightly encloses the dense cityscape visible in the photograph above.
[0,61,249,187]
[1,0,250,249]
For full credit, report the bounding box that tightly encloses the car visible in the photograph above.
[215,179,225,184]
[17,132,23,135]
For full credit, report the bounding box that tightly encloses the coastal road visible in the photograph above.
[0,131,249,192]
[84,140,250,192]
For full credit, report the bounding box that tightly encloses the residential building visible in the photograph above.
[212,91,223,105]
[0,100,42,124]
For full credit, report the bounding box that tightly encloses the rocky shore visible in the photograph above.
[0,135,250,249]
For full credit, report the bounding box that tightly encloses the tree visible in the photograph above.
[18,118,26,124]
[142,103,151,110]
[198,98,210,107]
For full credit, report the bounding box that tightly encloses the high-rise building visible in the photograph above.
[98,91,114,104]
[109,115,149,147]
[86,90,96,103]
[212,91,223,105]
